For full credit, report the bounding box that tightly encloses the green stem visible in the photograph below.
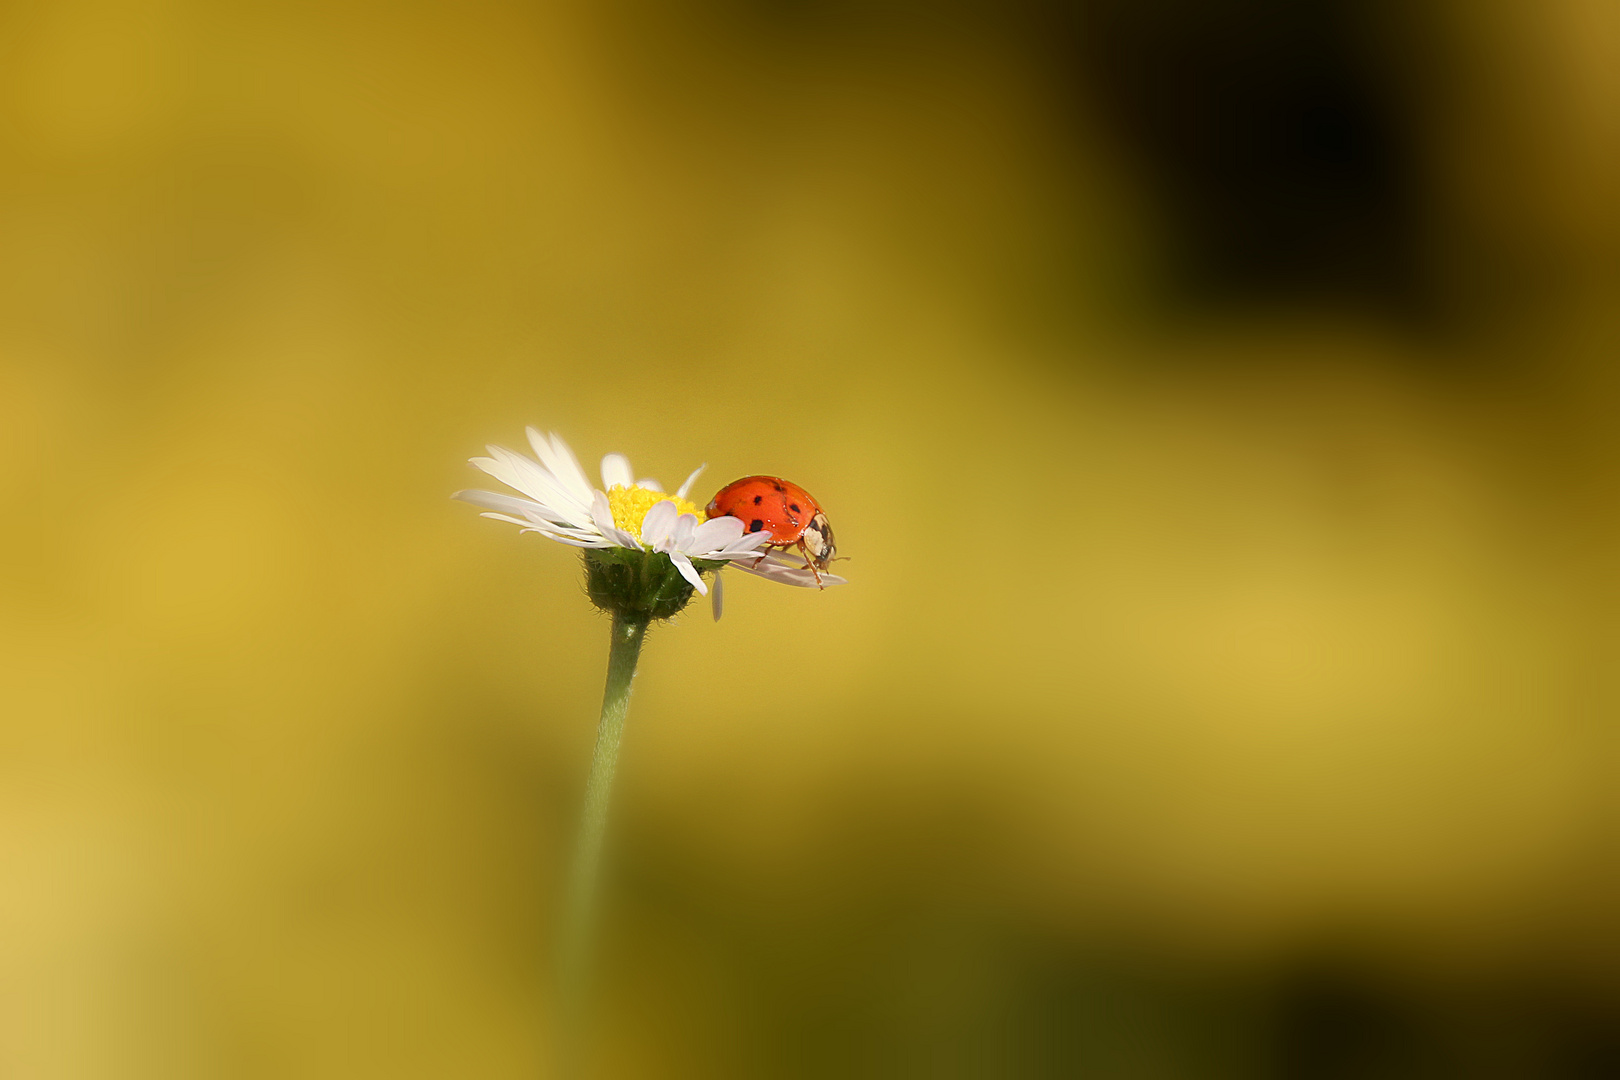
[559,612,648,1073]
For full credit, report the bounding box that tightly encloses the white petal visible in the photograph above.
[527,428,595,509]
[531,521,608,543]
[710,568,725,621]
[479,445,552,499]
[453,488,538,513]
[670,512,697,552]
[476,446,589,520]
[731,556,848,588]
[590,489,615,533]
[524,530,612,548]
[742,565,823,587]
[746,550,845,576]
[688,515,745,554]
[600,453,633,491]
[636,477,663,492]
[669,550,707,595]
[470,506,595,539]
[640,500,678,548]
[591,489,638,548]
[676,463,707,500]
[467,452,544,504]
[745,550,799,567]
[713,529,773,557]
[453,488,572,524]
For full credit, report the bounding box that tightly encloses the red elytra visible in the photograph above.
[705,476,837,586]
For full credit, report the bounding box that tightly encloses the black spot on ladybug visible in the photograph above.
[772,482,784,492]
[749,519,764,533]
[753,495,762,505]
[789,503,800,513]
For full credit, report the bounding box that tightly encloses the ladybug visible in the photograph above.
[705,476,837,586]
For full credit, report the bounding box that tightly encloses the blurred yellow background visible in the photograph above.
[2,0,1617,1076]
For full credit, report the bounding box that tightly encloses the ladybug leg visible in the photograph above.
[796,539,825,589]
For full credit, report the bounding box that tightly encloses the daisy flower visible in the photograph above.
[453,427,842,618]
[453,425,846,1068]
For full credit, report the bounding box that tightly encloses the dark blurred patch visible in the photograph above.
[1270,960,1620,1080]
[1273,963,1433,1080]
[610,797,1271,1078]
[1041,0,1423,317]
[1542,996,1620,1080]
[607,782,1620,1077]
[737,0,1429,325]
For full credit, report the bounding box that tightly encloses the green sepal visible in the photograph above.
[582,548,723,622]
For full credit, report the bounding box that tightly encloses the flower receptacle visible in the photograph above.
[583,548,724,622]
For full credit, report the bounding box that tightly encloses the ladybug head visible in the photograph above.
[801,510,835,568]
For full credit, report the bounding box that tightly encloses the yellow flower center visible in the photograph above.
[606,485,705,542]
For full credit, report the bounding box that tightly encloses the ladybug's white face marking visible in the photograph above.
[800,510,835,566]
